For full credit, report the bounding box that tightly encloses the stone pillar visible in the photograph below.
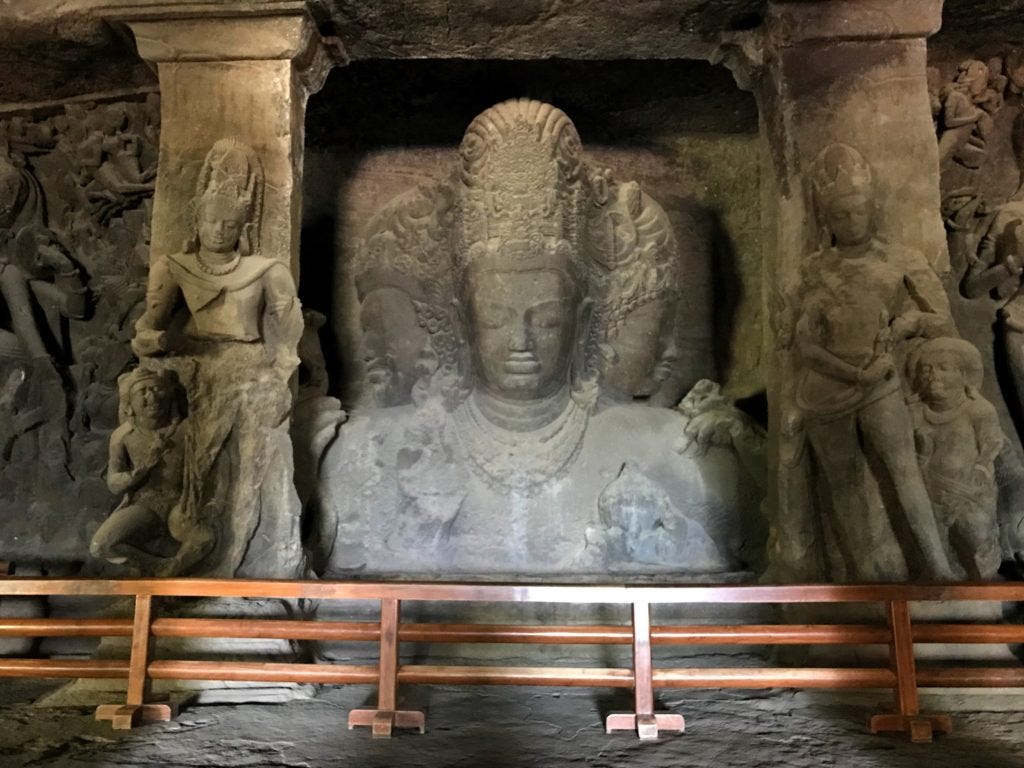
[107,2,338,277]
[756,1,958,581]
[99,3,340,578]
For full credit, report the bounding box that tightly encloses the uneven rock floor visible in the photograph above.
[2,680,1024,768]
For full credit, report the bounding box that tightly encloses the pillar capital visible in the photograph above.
[766,0,943,46]
[104,1,344,93]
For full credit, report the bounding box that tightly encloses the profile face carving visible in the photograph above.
[358,285,430,406]
[466,264,577,401]
[603,298,674,398]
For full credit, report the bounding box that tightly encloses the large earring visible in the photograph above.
[571,297,595,389]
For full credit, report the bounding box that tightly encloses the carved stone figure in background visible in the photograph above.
[908,338,1004,579]
[793,143,956,580]
[938,59,1000,170]
[316,100,762,576]
[962,112,1024,406]
[0,154,88,478]
[0,155,88,368]
[71,103,157,226]
[131,139,303,577]
[90,367,185,573]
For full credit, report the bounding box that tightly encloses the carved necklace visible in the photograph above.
[450,386,593,493]
[196,251,241,276]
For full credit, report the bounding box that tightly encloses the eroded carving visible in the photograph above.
[90,367,185,574]
[130,139,303,577]
[909,338,1004,580]
[782,143,961,581]
[0,98,157,566]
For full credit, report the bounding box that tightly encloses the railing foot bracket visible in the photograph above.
[606,711,685,740]
[95,700,177,730]
[348,708,426,737]
[869,713,952,743]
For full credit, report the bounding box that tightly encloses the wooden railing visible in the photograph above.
[1,577,1023,742]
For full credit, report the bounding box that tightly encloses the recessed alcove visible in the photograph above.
[300,58,763,406]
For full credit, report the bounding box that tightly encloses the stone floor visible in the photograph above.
[2,680,1024,768]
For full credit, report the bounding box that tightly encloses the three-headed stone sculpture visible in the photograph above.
[315,100,762,576]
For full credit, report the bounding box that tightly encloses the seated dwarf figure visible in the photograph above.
[909,338,1004,580]
[91,367,186,573]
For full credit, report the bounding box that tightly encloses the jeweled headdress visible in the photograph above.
[809,143,873,206]
[456,99,586,285]
[186,139,264,256]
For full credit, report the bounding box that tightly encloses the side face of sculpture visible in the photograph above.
[90,367,185,574]
[357,283,429,407]
[316,99,765,577]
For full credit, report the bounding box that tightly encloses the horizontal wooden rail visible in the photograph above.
[653,667,897,689]
[1,576,1023,741]
[0,658,129,678]
[148,660,379,685]
[3,578,1024,603]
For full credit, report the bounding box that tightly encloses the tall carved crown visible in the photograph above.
[189,139,264,255]
[456,99,587,281]
[809,143,873,205]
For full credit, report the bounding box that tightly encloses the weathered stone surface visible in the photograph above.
[0,95,157,567]
[758,3,1009,583]
[314,98,765,577]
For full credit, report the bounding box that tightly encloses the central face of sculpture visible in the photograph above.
[466,262,578,401]
[917,349,966,408]
[198,197,246,254]
[825,193,873,248]
[129,379,173,429]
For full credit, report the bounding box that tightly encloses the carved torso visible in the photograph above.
[316,397,753,576]
[166,252,282,342]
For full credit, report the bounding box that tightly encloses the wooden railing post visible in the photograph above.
[605,600,684,739]
[869,599,951,742]
[348,597,425,737]
[95,593,176,729]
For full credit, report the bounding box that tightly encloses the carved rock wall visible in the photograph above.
[0,92,158,568]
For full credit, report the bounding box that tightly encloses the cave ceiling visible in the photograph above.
[0,0,1020,106]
